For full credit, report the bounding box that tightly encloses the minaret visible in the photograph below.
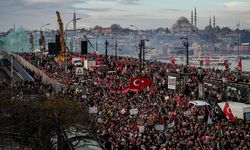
[209,17,211,27]
[194,8,197,28]
[73,11,76,31]
[191,11,193,25]
[213,16,216,28]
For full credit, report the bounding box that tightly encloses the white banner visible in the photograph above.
[138,126,145,133]
[168,76,176,90]
[129,108,138,115]
[75,67,84,75]
[89,107,98,114]
[198,83,204,98]
[155,125,164,131]
[88,60,96,67]
[84,60,88,69]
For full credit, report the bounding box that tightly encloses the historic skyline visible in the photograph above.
[0,0,250,31]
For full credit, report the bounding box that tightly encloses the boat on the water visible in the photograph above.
[190,56,231,66]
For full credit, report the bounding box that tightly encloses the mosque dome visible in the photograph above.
[172,16,195,33]
[176,17,190,25]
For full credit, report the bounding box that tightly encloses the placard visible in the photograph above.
[89,107,98,114]
[88,60,96,67]
[138,126,145,133]
[168,76,176,90]
[155,125,164,131]
[129,108,138,115]
[84,60,88,69]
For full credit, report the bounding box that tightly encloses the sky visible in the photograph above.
[0,0,250,31]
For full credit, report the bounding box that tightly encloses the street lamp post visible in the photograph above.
[115,37,118,59]
[236,23,240,58]
[180,36,189,66]
[40,23,50,33]
[142,39,149,67]
[130,25,141,38]
[105,39,109,63]
[114,29,126,60]
[65,18,81,52]
[139,41,143,75]
[95,36,98,51]
[131,25,145,74]
[21,25,23,52]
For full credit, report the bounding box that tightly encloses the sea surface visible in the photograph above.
[169,59,250,72]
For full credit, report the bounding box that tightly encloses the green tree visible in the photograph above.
[0,88,96,149]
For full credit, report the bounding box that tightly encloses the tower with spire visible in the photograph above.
[194,8,197,28]
[213,16,215,28]
[73,12,76,31]
[209,17,211,27]
[191,11,193,25]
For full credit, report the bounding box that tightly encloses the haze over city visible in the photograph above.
[1,0,250,31]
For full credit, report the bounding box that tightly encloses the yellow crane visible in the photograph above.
[56,10,66,61]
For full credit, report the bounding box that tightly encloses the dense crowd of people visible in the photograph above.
[19,52,250,149]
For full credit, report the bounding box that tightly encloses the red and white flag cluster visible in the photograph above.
[116,77,153,93]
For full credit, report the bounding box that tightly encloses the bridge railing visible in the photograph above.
[5,51,65,93]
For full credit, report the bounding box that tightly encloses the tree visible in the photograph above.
[111,24,122,33]
[0,85,97,149]
[165,27,170,33]
[94,25,102,29]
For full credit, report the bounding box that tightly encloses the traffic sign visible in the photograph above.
[75,67,84,75]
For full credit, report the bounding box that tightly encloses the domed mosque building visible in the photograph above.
[171,8,198,34]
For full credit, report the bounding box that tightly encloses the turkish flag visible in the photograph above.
[223,102,235,122]
[167,112,175,124]
[116,64,125,71]
[170,57,175,65]
[160,115,164,124]
[129,77,153,91]
[237,58,242,71]
[205,56,210,66]
[224,60,229,70]
[116,87,139,93]
[175,96,180,105]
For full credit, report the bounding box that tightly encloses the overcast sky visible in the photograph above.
[1,0,250,31]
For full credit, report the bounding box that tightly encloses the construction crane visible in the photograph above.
[39,31,45,52]
[56,10,66,61]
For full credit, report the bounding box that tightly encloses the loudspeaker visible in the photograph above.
[55,34,60,45]
[48,43,60,55]
[81,41,88,55]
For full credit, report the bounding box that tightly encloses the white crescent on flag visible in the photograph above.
[133,79,140,86]
[214,106,219,114]
[227,107,232,115]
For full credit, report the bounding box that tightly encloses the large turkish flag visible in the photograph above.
[129,77,153,91]
[223,102,235,122]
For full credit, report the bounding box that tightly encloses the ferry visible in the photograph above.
[190,56,231,66]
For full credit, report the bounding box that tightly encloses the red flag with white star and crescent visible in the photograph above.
[223,101,235,122]
[129,77,153,91]
[237,58,242,71]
